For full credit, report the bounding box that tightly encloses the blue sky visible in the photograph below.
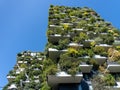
[0,0,120,89]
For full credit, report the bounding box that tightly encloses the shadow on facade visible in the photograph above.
[59,79,89,90]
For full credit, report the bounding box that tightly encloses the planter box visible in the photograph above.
[48,71,83,89]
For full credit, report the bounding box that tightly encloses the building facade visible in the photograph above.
[4,5,120,90]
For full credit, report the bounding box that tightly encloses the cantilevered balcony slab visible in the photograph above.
[83,40,94,48]
[96,44,112,51]
[68,43,83,48]
[94,55,107,65]
[48,34,70,43]
[105,82,120,90]
[16,68,25,74]
[113,40,120,46]
[8,84,17,90]
[17,61,27,65]
[107,64,120,73]
[61,23,73,27]
[79,64,93,73]
[48,48,67,60]
[78,56,90,60]
[72,28,87,34]
[7,76,16,82]
[49,25,62,30]
[48,71,83,88]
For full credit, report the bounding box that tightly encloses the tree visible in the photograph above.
[73,32,88,43]
[59,52,81,74]
[103,74,115,86]
[94,46,105,55]
[91,75,109,90]
[67,48,78,57]
[41,81,51,90]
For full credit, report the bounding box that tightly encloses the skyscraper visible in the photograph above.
[4,5,120,90]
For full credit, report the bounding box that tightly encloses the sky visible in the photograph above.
[0,0,120,89]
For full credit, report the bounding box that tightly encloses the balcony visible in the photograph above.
[68,43,83,48]
[48,71,83,89]
[79,63,93,73]
[34,76,39,79]
[78,56,90,60]
[107,64,120,73]
[72,22,79,27]
[49,25,62,30]
[34,80,40,83]
[17,61,27,65]
[113,40,120,46]
[94,55,107,65]
[48,34,70,43]
[24,79,30,83]
[83,39,94,48]
[48,48,67,60]
[37,57,43,60]
[105,82,120,90]
[96,44,112,51]
[31,53,37,57]
[61,23,73,27]
[72,28,86,33]
[63,18,71,23]
[8,84,17,90]
[100,32,108,35]
[7,76,16,82]
[16,68,25,74]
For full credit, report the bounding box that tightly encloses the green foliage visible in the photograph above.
[44,64,57,75]
[14,72,26,84]
[5,5,120,90]
[41,82,51,90]
[100,34,114,45]
[73,32,88,43]
[57,39,69,50]
[94,46,105,54]
[67,48,78,57]
[43,59,54,69]
[103,74,115,86]
[23,82,41,90]
[89,59,99,70]
[20,64,27,68]
[59,53,81,75]
[91,75,109,90]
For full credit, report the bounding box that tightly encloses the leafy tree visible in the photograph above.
[94,46,105,54]
[73,32,88,43]
[103,74,115,86]
[59,53,81,75]
[91,75,109,90]
[108,48,120,62]
[67,48,78,57]
[41,82,51,90]
[57,39,69,50]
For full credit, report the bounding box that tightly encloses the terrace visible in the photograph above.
[48,71,83,90]
[7,75,16,82]
[84,39,94,48]
[94,55,107,65]
[79,63,93,73]
[96,44,112,51]
[8,84,17,90]
[48,48,67,60]
[107,63,120,73]
[68,42,83,48]
[48,34,70,43]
